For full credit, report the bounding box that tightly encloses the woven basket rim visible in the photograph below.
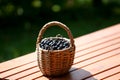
[38,45,72,52]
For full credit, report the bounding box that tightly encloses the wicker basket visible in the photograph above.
[36,21,75,77]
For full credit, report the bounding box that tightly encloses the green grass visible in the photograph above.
[0,15,120,63]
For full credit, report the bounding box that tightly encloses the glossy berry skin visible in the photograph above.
[39,38,70,50]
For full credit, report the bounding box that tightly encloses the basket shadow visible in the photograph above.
[47,67,97,80]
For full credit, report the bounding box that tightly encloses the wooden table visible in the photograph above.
[0,24,120,80]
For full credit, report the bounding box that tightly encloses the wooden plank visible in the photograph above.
[72,43,120,70]
[18,72,42,80]
[85,66,120,80]
[5,67,39,80]
[75,24,120,46]
[74,37,120,64]
[0,52,36,73]
[103,72,120,80]
[51,54,120,80]
[0,61,37,78]
[75,31,120,57]
[34,77,50,80]
[75,54,120,79]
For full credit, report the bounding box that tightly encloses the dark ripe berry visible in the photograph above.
[39,37,70,50]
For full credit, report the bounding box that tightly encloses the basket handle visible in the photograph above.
[36,21,74,47]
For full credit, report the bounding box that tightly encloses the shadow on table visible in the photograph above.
[48,67,97,80]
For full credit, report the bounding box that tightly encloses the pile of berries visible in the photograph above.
[39,38,70,50]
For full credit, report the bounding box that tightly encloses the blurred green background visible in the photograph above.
[0,0,120,62]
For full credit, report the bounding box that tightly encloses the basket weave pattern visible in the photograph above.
[36,21,75,76]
